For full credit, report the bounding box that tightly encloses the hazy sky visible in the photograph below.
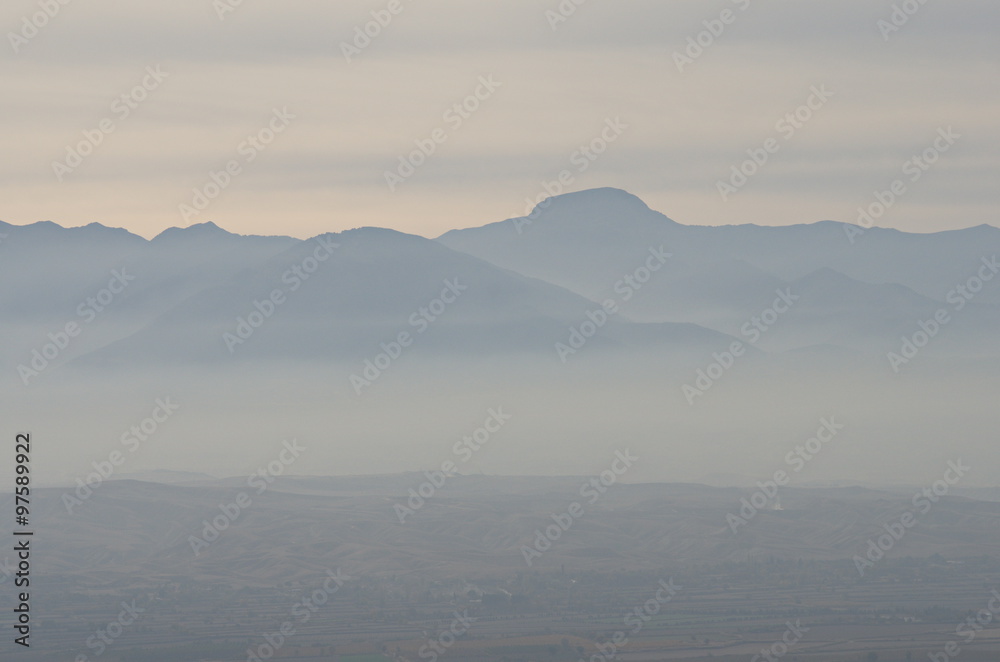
[2,0,997,239]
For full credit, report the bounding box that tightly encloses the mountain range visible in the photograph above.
[3,188,999,485]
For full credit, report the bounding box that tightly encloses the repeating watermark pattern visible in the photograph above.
[520,449,638,566]
[395,407,512,523]
[8,0,74,54]
[245,569,348,662]
[886,255,998,372]
[853,459,970,576]
[74,600,146,661]
[17,268,136,385]
[188,439,306,556]
[63,397,180,514]
[928,589,1000,662]
[555,246,671,362]
[340,0,413,62]
[682,288,798,405]
[417,610,477,662]
[213,0,250,21]
[223,235,340,353]
[350,278,467,394]
[580,579,680,662]
[844,126,960,244]
[877,0,933,41]
[180,107,296,223]
[726,417,844,533]
[545,0,593,31]
[52,65,169,182]
[516,117,629,233]
[672,0,753,73]
[716,85,834,201]
[384,76,502,192]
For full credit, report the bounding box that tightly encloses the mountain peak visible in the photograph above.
[0,220,146,245]
[527,187,657,220]
[153,221,235,242]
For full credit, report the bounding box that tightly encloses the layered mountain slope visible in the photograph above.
[437,188,1000,354]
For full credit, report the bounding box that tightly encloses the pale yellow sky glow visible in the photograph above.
[2,0,997,239]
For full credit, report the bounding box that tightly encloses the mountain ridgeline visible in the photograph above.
[2,188,999,484]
